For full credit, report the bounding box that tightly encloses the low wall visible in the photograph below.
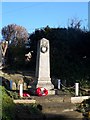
[13,99,36,104]
[71,96,90,104]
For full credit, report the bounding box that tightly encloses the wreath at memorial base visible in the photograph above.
[36,87,48,96]
[19,92,30,97]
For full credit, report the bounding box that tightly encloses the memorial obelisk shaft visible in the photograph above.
[36,38,54,94]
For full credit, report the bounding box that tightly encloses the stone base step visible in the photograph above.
[48,90,55,95]
[32,95,71,103]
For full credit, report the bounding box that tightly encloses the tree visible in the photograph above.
[68,18,82,29]
[1,24,30,68]
[2,24,29,46]
[1,41,8,57]
[29,26,90,87]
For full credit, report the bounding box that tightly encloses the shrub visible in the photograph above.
[77,98,90,119]
[0,86,15,120]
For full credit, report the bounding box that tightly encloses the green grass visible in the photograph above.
[0,86,42,120]
[0,86,15,120]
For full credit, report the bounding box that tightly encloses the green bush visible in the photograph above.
[77,98,90,119]
[0,86,42,120]
[0,86,15,120]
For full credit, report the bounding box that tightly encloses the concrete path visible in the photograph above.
[32,95,83,120]
[14,95,83,120]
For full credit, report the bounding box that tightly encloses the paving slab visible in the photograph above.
[32,95,83,119]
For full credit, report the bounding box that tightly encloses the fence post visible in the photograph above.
[12,82,16,90]
[19,84,23,97]
[10,80,12,90]
[23,82,27,90]
[75,83,79,96]
[58,79,61,90]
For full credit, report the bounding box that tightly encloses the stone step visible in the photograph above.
[44,111,83,120]
[32,95,71,103]
[40,102,76,109]
[32,95,83,119]
[15,95,83,120]
[16,109,83,120]
[17,115,83,120]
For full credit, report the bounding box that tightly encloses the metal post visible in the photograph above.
[75,83,79,96]
[19,84,23,97]
[10,80,12,90]
[58,79,61,90]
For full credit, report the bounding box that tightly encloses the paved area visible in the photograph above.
[14,95,83,120]
[32,95,83,120]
